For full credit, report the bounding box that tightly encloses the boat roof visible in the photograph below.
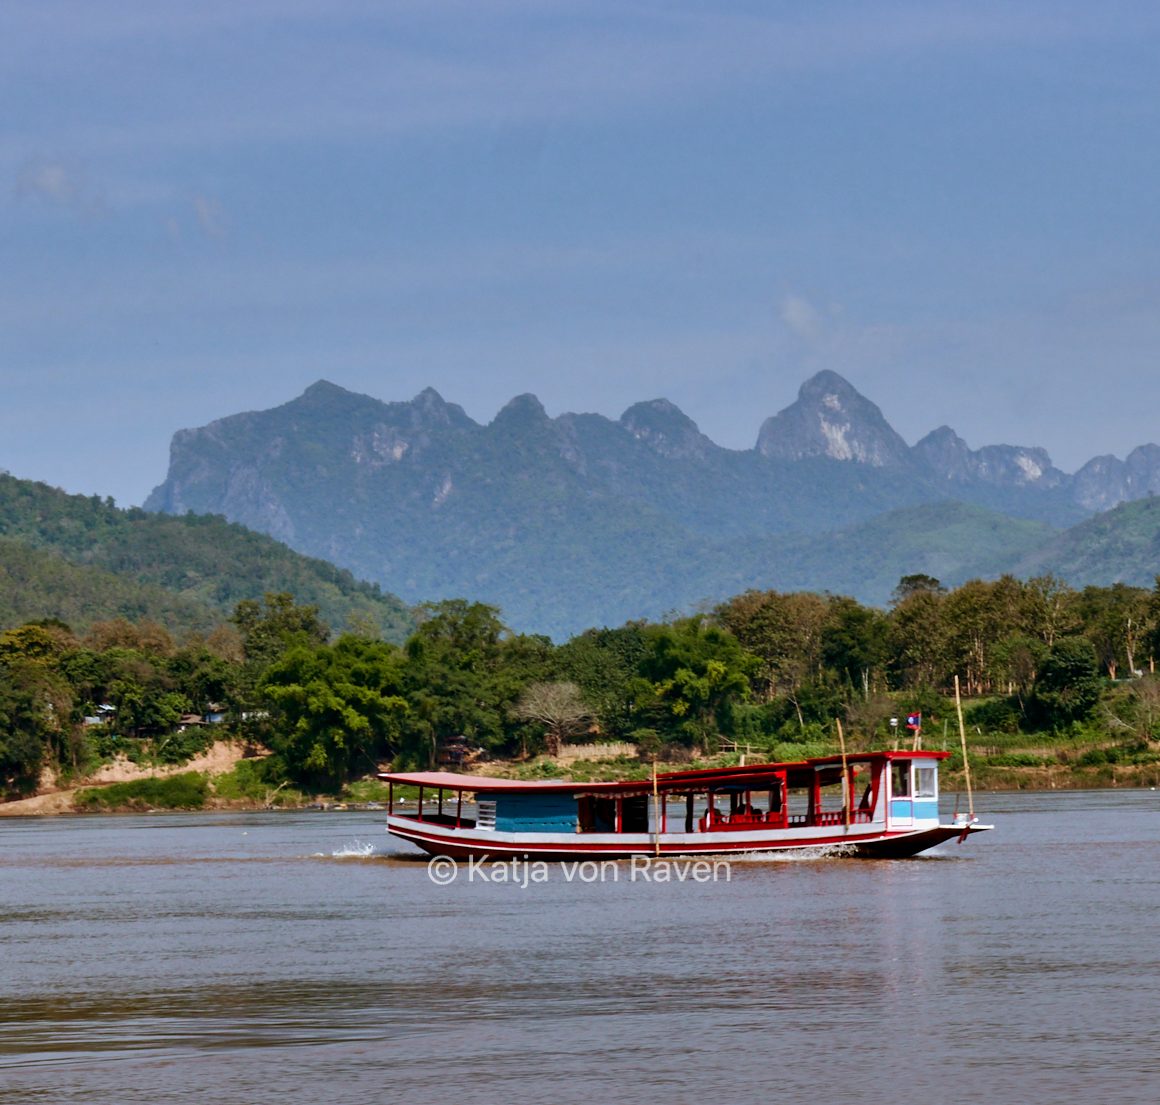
[378,750,949,796]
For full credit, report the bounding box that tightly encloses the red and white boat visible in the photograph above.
[380,750,991,860]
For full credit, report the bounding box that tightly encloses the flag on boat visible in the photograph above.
[905,712,922,730]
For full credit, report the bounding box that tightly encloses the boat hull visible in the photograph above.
[385,814,992,861]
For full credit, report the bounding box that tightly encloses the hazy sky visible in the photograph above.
[4,1,1160,506]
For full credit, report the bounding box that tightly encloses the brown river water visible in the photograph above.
[1,790,1157,1104]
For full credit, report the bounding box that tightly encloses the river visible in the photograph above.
[1,790,1157,1104]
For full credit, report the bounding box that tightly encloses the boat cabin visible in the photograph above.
[379,750,953,858]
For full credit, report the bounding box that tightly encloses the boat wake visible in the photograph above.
[327,839,378,858]
[727,843,861,863]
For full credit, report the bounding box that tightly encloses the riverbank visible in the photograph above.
[0,740,254,816]
[946,761,1160,791]
[3,747,1158,816]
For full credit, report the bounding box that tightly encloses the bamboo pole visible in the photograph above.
[954,674,974,818]
[837,718,851,830]
[652,761,661,858]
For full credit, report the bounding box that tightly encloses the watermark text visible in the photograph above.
[427,854,731,888]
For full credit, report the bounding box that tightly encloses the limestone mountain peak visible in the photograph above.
[619,399,714,460]
[756,371,910,467]
[492,393,550,426]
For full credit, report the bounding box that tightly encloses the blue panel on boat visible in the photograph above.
[913,799,939,820]
[491,793,577,834]
[890,799,913,819]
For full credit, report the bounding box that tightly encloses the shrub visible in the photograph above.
[148,726,216,765]
[1078,748,1110,766]
[965,697,1022,734]
[211,758,277,801]
[341,777,393,804]
[74,772,208,811]
[985,752,1053,767]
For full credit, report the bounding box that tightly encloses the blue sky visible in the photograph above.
[3,1,1160,506]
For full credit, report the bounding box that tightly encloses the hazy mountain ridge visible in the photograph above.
[1014,495,1160,586]
[143,373,1160,636]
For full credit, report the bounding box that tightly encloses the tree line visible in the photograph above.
[4,573,1160,797]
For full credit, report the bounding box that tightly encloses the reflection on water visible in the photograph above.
[0,792,1157,1104]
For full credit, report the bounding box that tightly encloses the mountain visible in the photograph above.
[912,425,1066,490]
[143,373,1160,636]
[756,369,911,467]
[0,472,414,640]
[1071,446,1160,512]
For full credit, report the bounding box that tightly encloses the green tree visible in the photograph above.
[1077,583,1150,680]
[1023,575,1079,648]
[1029,636,1102,730]
[0,651,76,793]
[556,624,651,740]
[989,633,1046,696]
[0,623,76,664]
[892,574,945,604]
[639,617,754,749]
[83,647,184,738]
[233,592,329,667]
[821,596,889,698]
[401,601,516,762]
[888,587,949,690]
[260,635,408,788]
[0,624,85,781]
[942,579,1023,695]
[167,644,243,716]
[715,590,828,700]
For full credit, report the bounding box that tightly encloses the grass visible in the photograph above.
[341,778,393,803]
[209,759,306,806]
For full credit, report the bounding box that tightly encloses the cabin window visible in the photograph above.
[815,778,847,823]
[914,766,937,798]
[767,784,783,814]
[891,761,911,797]
[786,785,811,825]
[621,795,649,833]
[577,797,617,833]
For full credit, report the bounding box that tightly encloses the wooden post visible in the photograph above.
[955,674,974,818]
[652,762,661,857]
[837,718,851,830]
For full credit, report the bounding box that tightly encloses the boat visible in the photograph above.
[379,750,992,860]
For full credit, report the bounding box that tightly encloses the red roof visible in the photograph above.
[377,750,948,796]
[376,771,599,793]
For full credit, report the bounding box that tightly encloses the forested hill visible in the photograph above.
[1016,495,1160,586]
[0,537,224,634]
[0,473,415,640]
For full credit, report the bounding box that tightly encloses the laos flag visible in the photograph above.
[906,712,922,730]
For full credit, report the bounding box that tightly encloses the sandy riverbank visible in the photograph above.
[0,741,252,816]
